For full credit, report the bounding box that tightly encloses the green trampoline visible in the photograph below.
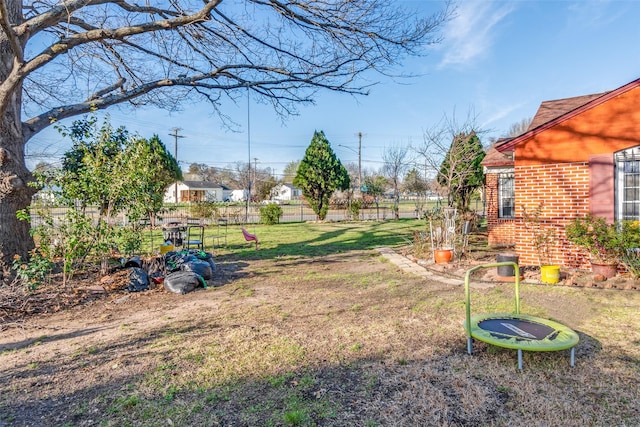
[464,262,579,369]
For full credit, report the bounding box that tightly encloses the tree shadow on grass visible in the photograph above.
[0,328,626,427]
[218,219,421,263]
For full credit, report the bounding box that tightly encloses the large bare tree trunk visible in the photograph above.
[0,113,35,284]
[0,0,35,283]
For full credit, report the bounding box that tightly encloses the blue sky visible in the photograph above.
[26,0,640,178]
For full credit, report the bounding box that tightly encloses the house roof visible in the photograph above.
[181,181,230,190]
[497,77,640,152]
[526,93,607,130]
[481,139,514,168]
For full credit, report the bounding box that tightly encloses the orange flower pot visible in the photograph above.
[434,249,453,264]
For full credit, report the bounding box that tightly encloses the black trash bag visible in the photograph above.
[126,267,150,292]
[165,252,198,272]
[124,256,142,268]
[207,257,216,272]
[181,260,213,280]
[189,250,216,272]
[199,251,217,272]
[165,253,183,272]
[164,271,205,294]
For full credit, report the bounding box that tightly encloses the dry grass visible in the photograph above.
[1,221,640,426]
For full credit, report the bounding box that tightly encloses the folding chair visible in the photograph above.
[185,225,204,250]
[210,219,228,248]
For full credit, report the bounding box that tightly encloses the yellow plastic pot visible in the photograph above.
[160,244,175,255]
[540,265,560,284]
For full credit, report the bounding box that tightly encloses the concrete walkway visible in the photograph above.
[377,247,496,289]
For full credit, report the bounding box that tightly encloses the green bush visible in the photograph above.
[348,199,362,220]
[566,215,640,277]
[12,249,53,291]
[260,204,283,225]
[565,215,621,264]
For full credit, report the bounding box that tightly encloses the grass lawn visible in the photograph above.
[2,219,640,426]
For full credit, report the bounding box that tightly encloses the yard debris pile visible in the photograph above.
[125,249,216,294]
[0,249,218,327]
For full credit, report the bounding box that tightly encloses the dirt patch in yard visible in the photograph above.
[1,249,640,426]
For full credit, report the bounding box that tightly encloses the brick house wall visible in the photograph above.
[484,79,640,269]
[514,163,589,267]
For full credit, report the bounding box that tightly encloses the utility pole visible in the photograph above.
[169,128,184,205]
[245,85,251,223]
[253,157,259,195]
[357,132,362,193]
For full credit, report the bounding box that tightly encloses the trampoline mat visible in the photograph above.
[466,313,579,351]
[478,318,555,341]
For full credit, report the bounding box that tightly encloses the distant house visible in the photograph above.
[271,183,301,201]
[482,77,640,270]
[164,181,231,203]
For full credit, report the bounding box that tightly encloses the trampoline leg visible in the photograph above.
[467,337,473,355]
[570,347,575,367]
[517,349,523,370]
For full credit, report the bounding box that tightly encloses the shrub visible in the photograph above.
[260,204,283,225]
[565,215,621,264]
[12,249,53,291]
[348,199,362,220]
[566,215,640,277]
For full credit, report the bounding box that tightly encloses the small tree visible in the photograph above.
[294,131,350,220]
[437,131,485,211]
[255,175,281,202]
[522,203,557,266]
[125,135,182,226]
[259,204,283,225]
[362,175,388,221]
[34,116,181,278]
[404,168,429,217]
[282,161,301,184]
[417,111,486,211]
[382,143,410,220]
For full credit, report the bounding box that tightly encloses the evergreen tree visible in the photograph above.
[437,132,485,211]
[294,131,350,220]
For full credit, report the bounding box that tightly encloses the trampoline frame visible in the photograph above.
[464,262,579,369]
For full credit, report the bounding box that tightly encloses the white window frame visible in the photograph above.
[498,173,515,218]
[616,146,640,221]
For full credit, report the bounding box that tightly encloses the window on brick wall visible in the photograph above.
[498,173,515,218]
[616,147,640,221]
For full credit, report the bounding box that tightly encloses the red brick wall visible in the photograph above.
[514,162,590,267]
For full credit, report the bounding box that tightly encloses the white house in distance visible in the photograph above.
[230,189,249,202]
[271,183,301,201]
[164,181,232,203]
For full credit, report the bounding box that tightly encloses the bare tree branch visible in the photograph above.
[0,0,23,62]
